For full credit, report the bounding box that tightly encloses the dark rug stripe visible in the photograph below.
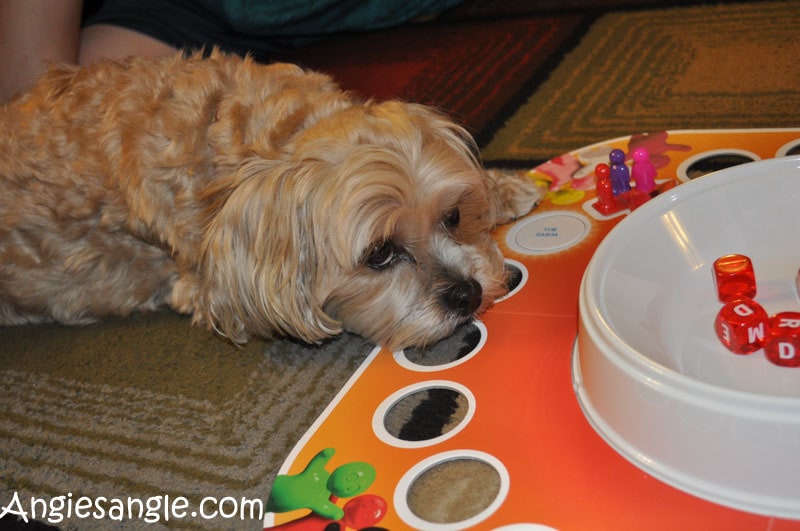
[473,13,598,149]
[273,13,589,141]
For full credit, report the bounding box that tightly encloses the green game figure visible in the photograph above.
[266,448,376,521]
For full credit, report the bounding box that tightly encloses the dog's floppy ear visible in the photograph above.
[199,158,342,344]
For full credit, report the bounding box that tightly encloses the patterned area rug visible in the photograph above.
[273,13,591,147]
[1,1,798,529]
[482,0,800,162]
[0,313,373,530]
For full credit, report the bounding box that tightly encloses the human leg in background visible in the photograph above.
[0,0,82,102]
[0,0,175,103]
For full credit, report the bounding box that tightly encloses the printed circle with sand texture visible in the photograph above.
[395,450,509,530]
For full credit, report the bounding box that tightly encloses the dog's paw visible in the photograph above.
[485,168,547,225]
[170,273,199,315]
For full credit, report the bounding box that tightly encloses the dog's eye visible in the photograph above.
[442,207,460,230]
[365,240,398,270]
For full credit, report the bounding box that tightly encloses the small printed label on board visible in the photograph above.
[506,212,590,254]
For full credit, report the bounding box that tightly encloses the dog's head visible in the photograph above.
[201,101,509,350]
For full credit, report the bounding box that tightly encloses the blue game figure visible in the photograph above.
[608,148,631,195]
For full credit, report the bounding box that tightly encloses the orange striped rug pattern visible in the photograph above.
[482,1,800,162]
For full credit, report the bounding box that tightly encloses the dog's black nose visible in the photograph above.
[443,279,482,317]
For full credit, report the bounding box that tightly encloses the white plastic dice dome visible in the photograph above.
[573,156,800,518]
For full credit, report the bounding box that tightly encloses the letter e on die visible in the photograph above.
[714,297,769,354]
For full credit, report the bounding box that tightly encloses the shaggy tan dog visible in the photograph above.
[0,51,542,349]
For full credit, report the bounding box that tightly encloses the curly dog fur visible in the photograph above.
[0,51,542,349]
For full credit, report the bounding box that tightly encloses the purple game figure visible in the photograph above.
[631,147,657,194]
[608,149,631,195]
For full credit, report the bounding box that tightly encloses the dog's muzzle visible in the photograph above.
[443,279,483,318]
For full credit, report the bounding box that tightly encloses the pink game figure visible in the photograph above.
[608,149,631,195]
[631,147,657,194]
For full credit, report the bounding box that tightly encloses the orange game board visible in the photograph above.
[264,129,800,530]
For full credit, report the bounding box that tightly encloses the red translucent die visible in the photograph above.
[764,312,800,367]
[714,297,769,354]
[713,254,756,303]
